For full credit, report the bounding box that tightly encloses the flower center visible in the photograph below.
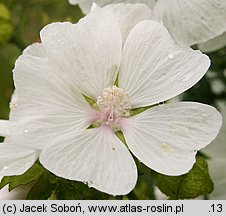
[96,85,131,129]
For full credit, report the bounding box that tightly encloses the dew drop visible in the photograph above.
[58,37,63,43]
[24,129,29,133]
[168,54,174,59]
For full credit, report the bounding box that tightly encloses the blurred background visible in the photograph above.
[0,0,225,199]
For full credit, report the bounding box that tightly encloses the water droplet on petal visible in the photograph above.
[168,54,174,59]
[24,129,29,133]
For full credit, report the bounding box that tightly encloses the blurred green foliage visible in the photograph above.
[0,3,13,44]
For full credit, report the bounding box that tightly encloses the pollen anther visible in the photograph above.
[96,85,131,128]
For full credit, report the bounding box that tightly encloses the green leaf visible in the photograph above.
[0,163,44,191]
[56,178,110,200]
[152,156,214,199]
[82,94,95,107]
[130,106,151,116]
[132,162,155,200]
[130,103,160,116]
[115,131,126,145]
[114,72,119,86]
[26,172,52,200]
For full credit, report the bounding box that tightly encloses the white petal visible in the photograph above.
[68,0,79,5]
[120,102,222,176]
[104,3,152,44]
[40,128,137,195]
[0,144,38,176]
[153,0,226,46]
[198,32,226,53]
[70,0,156,14]
[12,53,95,149]
[22,43,46,57]
[119,20,210,108]
[0,120,10,137]
[40,9,122,99]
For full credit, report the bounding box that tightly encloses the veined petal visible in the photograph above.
[198,32,226,53]
[0,120,10,137]
[40,9,122,99]
[0,143,38,176]
[120,102,222,176]
[12,48,95,149]
[40,127,137,195]
[153,0,226,46]
[119,20,210,108]
[69,0,156,14]
[104,3,152,44]
[22,43,46,57]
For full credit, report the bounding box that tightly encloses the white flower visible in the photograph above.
[72,0,226,52]
[68,0,156,13]
[0,8,222,195]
